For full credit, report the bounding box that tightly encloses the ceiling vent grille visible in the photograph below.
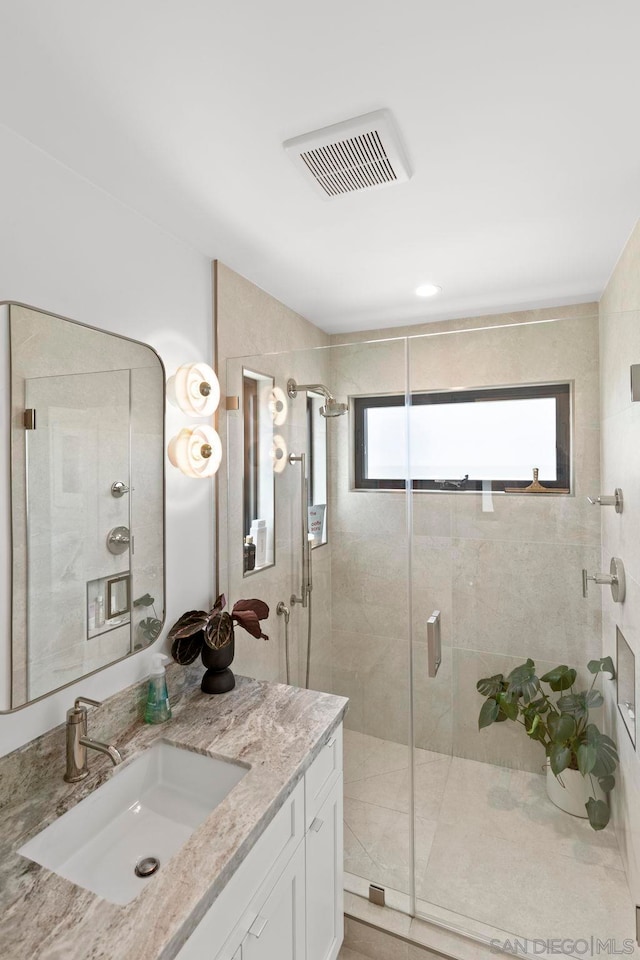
[284,109,412,200]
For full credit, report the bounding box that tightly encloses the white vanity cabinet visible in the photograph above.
[306,778,343,960]
[175,724,343,960]
[243,841,306,960]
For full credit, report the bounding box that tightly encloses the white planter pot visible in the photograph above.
[545,762,605,818]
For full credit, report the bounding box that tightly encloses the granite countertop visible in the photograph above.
[0,668,347,960]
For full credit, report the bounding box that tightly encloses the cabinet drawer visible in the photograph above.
[305,724,342,829]
[175,778,304,960]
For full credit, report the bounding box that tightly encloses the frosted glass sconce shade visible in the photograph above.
[268,387,288,426]
[271,434,288,473]
[167,362,220,417]
[168,425,222,478]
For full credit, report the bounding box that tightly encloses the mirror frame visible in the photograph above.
[1,301,167,713]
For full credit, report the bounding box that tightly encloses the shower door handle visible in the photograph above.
[427,611,441,678]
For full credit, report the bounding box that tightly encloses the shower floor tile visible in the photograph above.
[343,729,635,948]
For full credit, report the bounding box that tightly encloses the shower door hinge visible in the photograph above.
[23,408,36,430]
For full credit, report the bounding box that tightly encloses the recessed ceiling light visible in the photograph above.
[415,283,441,298]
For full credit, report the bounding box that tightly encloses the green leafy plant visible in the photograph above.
[477,657,618,831]
[168,594,269,665]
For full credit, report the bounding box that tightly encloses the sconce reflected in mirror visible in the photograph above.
[268,386,288,427]
[271,434,288,474]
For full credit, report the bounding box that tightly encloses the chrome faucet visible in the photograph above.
[64,697,123,782]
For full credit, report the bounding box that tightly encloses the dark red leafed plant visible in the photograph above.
[168,594,269,665]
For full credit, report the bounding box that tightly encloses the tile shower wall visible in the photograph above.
[329,305,602,771]
[216,263,332,688]
[598,217,640,908]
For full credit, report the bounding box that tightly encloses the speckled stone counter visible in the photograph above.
[0,666,347,960]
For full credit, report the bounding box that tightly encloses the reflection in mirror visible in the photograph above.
[242,368,276,576]
[306,392,328,548]
[107,574,131,620]
[4,304,165,711]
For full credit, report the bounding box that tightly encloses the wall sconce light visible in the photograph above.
[167,362,220,417]
[167,361,221,478]
[168,424,222,479]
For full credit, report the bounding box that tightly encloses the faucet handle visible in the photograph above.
[74,696,102,711]
[68,696,102,722]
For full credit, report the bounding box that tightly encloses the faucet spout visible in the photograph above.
[64,696,124,781]
[79,737,123,766]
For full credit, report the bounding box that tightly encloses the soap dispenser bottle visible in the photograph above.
[144,654,172,724]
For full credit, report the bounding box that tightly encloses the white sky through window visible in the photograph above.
[365,397,558,481]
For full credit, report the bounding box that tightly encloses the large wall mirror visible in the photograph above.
[1,303,165,711]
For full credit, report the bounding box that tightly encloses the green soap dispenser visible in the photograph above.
[144,654,172,724]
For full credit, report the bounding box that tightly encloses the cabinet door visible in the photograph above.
[306,776,343,960]
[242,841,306,960]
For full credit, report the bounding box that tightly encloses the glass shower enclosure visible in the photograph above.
[225,310,634,952]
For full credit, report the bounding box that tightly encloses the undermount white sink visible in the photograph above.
[18,741,248,905]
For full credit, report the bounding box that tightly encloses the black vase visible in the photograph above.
[200,632,235,694]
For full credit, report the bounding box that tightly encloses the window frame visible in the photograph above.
[353,382,571,492]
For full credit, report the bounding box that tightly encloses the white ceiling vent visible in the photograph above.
[283,109,412,200]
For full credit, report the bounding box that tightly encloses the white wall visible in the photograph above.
[0,123,214,755]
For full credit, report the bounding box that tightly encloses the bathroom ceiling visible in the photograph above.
[1,1,639,333]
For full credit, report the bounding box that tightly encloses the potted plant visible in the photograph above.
[477,657,619,830]
[168,594,269,694]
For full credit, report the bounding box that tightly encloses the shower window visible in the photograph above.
[354,382,570,491]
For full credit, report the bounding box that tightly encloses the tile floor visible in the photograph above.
[343,729,635,948]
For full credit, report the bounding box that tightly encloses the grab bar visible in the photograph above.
[289,452,312,607]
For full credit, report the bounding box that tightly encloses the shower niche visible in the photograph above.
[617,627,636,746]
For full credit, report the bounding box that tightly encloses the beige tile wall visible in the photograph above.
[329,305,602,769]
[217,267,603,774]
[598,217,640,908]
[215,263,332,688]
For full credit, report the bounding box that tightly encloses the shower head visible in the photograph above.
[286,378,348,418]
[320,397,348,418]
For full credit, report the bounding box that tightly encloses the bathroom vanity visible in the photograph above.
[0,668,347,960]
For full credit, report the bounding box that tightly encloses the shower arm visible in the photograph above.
[287,379,333,402]
[288,452,312,608]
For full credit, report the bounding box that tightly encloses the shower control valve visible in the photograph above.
[582,557,625,603]
[587,489,623,513]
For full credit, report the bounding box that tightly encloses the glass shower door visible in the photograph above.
[408,314,634,948]
[225,336,419,904]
